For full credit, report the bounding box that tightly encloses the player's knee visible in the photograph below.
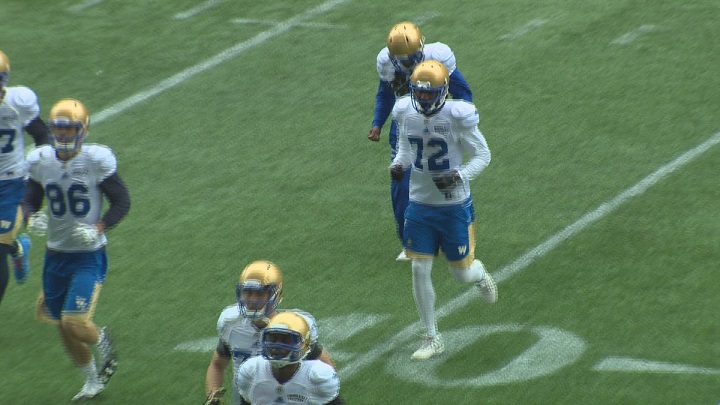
[59,317,97,343]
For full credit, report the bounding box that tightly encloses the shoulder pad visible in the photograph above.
[376,47,395,82]
[424,42,456,74]
[449,100,480,127]
[392,96,413,120]
[7,86,38,108]
[309,361,339,385]
[217,304,240,330]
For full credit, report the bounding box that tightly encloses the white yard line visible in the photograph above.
[611,25,656,45]
[173,0,225,20]
[593,357,720,374]
[68,0,106,13]
[499,19,548,40]
[339,131,720,380]
[93,0,352,124]
[413,12,440,26]
[231,19,347,29]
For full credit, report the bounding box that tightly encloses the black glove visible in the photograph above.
[432,170,461,191]
[390,165,406,181]
[204,388,226,405]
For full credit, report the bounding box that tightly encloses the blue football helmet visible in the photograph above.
[387,22,425,74]
[410,60,449,116]
[236,260,284,319]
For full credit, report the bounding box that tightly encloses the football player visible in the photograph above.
[22,98,131,401]
[235,311,344,404]
[0,50,50,306]
[389,60,497,360]
[205,260,335,405]
[367,22,473,261]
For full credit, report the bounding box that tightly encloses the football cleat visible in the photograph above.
[97,328,118,385]
[396,249,411,262]
[71,381,105,402]
[475,266,498,304]
[409,60,449,116]
[411,334,444,360]
[12,234,31,284]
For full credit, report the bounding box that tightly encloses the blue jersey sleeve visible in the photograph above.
[448,69,473,102]
[372,79,396,128]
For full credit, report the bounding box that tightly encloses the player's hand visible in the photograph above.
[27,211,48,236]
[390,164,405,181]
[432,170,461,191]
[204,387,226,405]
[368,126,381,142]
[72,223,99,246]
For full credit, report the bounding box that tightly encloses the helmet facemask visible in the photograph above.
[261,328,307,368]
[410,81,448,116]
[236,280,281,319]
[49,120,87,156]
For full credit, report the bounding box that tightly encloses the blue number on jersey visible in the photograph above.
[408,136,451,171]
[45,183,91,217]
[0,129,16,153]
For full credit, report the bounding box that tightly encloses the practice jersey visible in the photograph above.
[0,86,40,180]
[217,306,320,377]
[236,357,340,405]
[26,144,116,251]
[376,42,457,83]
[391,98,491,206]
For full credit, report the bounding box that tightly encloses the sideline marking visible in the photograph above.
[68,0,105,13]
[231,19,347,30]
[594,357,720,375]
[499,19,548,40]
[93,0,352,125]
[174,0,225,20]
[338,131,720,381]
[611,25,656,45]
[413,12,440,26]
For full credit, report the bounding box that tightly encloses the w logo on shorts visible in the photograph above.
[458,245,467,255]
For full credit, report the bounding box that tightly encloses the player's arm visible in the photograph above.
[21,179,44,222]
[205,339,231,397]
[457,126,491,181]
[368,80,396,141]
[326,396,346,405]
[448,69,473,102]
[306,342,335,369]
[24,117,50,146]
[98,172,131,232]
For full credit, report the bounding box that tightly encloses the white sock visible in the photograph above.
[450,259,486,283]
[80,356,100,385]
[411,259,437,337]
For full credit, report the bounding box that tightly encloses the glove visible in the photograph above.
[204,388,226,405]
[390,74,410,97]
[390,164,405,181]
[432,170,461,191]
[72,223,99,246]
[27,211,49,236]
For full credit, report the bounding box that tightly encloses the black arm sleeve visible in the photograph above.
[326,396,345,405]
[240,398,251,405]
[24,117,50,146]
[98,172,131,229]
[306,342,323,361]
[21,179,45,222]
[215,339,231,358]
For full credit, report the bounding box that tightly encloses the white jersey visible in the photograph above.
[217,306,320,377]
[391,98,491,205]
[0,86,40,180]
[26,144,116,251]
[376,42,457,83]
[236,357,340,405]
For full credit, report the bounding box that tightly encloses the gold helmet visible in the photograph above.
[0,51,10,100]
[409,60,449,116]
[48,99,90,156]
[387,21,425,73]
[236,260,284,319]
[261,311,312,368]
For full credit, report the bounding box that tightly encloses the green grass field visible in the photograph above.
[1,0,719,404]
